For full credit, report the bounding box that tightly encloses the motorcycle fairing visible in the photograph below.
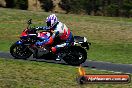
[16,40,23,45]
[21,29,28,37]
[38,32,50,40]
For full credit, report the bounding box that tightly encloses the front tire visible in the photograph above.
[63,46,87,66]
[10,43,32,59]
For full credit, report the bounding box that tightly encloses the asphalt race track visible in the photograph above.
[0,51,132,74]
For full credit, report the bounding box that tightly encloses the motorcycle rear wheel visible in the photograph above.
[63,46,87,66]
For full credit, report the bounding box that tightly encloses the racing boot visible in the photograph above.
[51,47,61,61]
[56,53,62,61]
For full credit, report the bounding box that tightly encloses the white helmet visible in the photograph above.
[46,14,58,27]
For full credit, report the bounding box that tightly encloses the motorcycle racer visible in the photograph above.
[35,14,74,60]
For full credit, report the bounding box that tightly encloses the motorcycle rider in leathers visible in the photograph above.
[35,14,74,60]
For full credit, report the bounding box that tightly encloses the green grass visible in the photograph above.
[89,43,132,64]
[0,8,132,64]
[0,58,132,88]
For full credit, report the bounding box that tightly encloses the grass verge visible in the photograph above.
[0,58,131,88]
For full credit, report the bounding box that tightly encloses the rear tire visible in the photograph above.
[10,43,32,59]
[63,46,87,66]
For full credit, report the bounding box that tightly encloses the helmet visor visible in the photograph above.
[46,21,51,27]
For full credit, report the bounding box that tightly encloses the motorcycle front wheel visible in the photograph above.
[10,43,32,59]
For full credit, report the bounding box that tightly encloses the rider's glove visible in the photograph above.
[44,26,50,30]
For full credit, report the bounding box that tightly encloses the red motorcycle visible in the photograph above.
[10,19,90,66]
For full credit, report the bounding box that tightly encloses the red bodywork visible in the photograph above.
[37,32,47,38]
[21,29,49,38]
[21,29,28,37]
[20,28,53,46]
